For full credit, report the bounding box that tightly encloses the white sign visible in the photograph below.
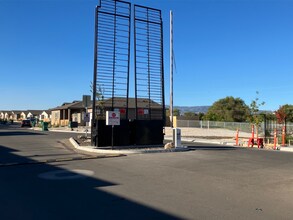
[106,111,120,126]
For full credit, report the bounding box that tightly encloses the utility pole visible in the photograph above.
[91,6,98,146]
[170,10,173,128]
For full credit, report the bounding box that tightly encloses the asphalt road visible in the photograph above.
[0,124,98,165]
[1,124,293,219]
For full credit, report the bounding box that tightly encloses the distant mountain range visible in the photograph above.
[173,106,210,114]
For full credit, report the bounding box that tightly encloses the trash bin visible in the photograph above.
[68,121,78,129]
[42,122,49,131]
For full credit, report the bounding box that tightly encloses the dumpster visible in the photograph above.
[42,122,49,131]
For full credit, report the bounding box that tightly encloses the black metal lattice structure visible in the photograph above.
[95,0,131,118]
[92,0,165,146]
[134,5,165,121]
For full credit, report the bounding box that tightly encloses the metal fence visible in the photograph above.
[176,120,293,136]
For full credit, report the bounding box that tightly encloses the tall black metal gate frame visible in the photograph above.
[134,4,165,121]
[91,0,165,147]
[92,0,131,120]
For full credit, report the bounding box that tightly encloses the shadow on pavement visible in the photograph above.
[0,143,181,220]
[0,131,46,136]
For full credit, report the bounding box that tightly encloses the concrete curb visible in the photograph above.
[164,137,236,146]
[32,127,87,134]
[69,138,190,155]
[279,147,293,152]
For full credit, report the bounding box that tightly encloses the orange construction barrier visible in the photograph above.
[282,126,286,146]
[274,129,277,150]
[248,138,254,147]
[248,125,255,147]
[235,129,239,146]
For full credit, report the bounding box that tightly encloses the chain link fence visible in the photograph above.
[176,119,293,136]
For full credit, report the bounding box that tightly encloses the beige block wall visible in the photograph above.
[51,110,60,126]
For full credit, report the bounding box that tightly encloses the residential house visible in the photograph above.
[40,111,50,121]
[11,111,23,121]
[50,101,87,126]
[50,97,164,127]
[0,111,5,120]
[26,110,44,119]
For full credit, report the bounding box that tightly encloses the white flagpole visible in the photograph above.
[170,10,174,128]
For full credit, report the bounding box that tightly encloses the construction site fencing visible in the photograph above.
[176,120,293,136]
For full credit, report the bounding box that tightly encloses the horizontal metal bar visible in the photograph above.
[115,46,128,50]
[114,59,129,63]
[115,64,128,68]
[114,70,127,74]
[115,52,128,56]
[97,41,115,46]
[134,10,161,18]
[134,18,161,25]
[97,54,114,58]
[97,58,114,62]
[97,46,115,51]
[97,67,114,71]
[97,64,114,68]
[137,73,161,77]
[98,10,130,19]
[134,4,161,13]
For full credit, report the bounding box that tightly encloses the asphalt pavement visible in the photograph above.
[1,123,293,219]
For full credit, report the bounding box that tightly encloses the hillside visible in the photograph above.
[174,106,210,114]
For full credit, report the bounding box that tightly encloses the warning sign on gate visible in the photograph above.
[106,111,120,126]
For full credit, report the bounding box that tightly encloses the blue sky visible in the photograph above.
[1,0,292,111]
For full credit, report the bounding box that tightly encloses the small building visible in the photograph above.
[40,111,50,121]
[11,111,23,120]
[0,111,6,120]
[26,110,43,119]
[50,101,87,127]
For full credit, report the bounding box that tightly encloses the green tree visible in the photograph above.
[248,91,265,124]
[90,82,105,119]
[184,111,196,119]
[166,108,181,117]
[248,91,265,137]
[174,108,180,116]
[204,96,249,122]
[198,112,205,120]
